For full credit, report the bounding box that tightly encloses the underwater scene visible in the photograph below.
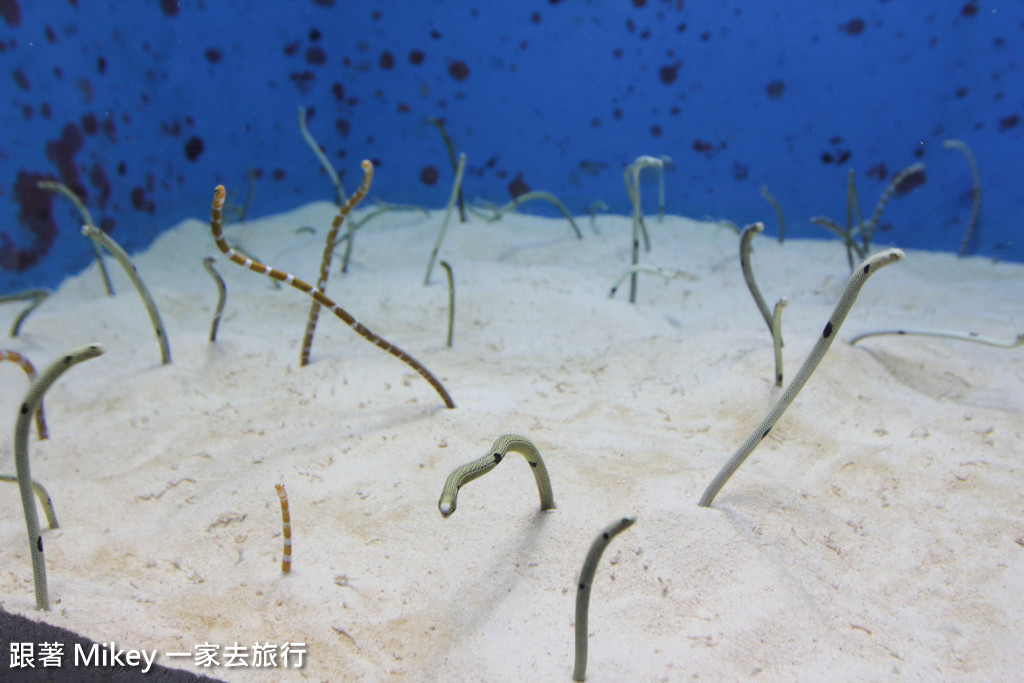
[1,1,1023,681]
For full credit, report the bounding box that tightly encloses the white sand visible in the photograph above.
[1,202,1022,681]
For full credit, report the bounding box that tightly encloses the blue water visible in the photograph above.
[1,0,1021,294]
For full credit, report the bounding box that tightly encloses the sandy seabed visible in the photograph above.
[1,201,1022,682]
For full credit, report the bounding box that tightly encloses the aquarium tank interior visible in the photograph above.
[1,0,1021,293]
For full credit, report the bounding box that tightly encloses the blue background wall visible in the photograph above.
[2,0,1022,294]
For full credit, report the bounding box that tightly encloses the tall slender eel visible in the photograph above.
[298,106,345,205]
[0,474,59,529]
[863,163,924,243]
[15,343,103,609]
[211,185,455,409]
[439,260,455,348]
[275,483,292,574]
[573,515,636,682]
[626,156,663,303]
[438,434,555,517]
[81,223,171,365]
[850,328,1024,348]
[37,180,114,296]
[760,185,786,243]
[699,249,904,507]
[772,298,788,387]
[656,154,672,222]
[429,116,467,222]
[739,222,779,343]
[201,257,227,342]
[943,139,981,257]
[1,350,48,439]
[1,289,49,337]
[424,153,466,286]
[301,160,373,366]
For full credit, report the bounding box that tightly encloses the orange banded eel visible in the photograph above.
[300,160,373,367]
[1,350,48,440]
[210,182,455,409]
[275,483,292,574]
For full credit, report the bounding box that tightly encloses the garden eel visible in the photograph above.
[943,139,981,257]
[573,515,636,682]
[486,191,582,240]
[699,248,904,507]
[300,160,373,367]
[1,289,49,337]
[438,434,555,517]
[275,483,292,574]
[439,260,455,347]
[424,152,466,285]
[15,343,104,609]
[0,474,58,529]
[849,328,1024,348]
[81,223,171,365]
[211,184,455,409]
[298,106,345,205]
[739,222,780,344]
[625,156,663,303]
[201,257,227,342]
[37,180,114,296]
[772,297,788,387]
[1,349,48,439]
[759,185,786,243]
[607,264,691,299]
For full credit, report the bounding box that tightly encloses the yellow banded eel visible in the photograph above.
[275,483,292,574]
[210,182,454,409]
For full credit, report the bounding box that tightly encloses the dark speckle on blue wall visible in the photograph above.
[1,0,1021,292]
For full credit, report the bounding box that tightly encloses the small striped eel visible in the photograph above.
[699,249,904,507]
[438,434,555,517]
[210,183,454,409]
[573,515,636,682]
[1,350,48,439]
[275,483,292,574]
[15,343,104,609]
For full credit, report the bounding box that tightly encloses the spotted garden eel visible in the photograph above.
[1,288,49,337]
[81,222,171,365]
[14,343,104,609]
[772,297,789,387]
[739,221,780,343]
[201,257,227,342]
[438,434,555,517]
[850,328,1023,348]
[573,515,636,682]
[211,184,455,409]
[424,152,466,285]
[0,474,59,530]
[699,249,904,507]
[625,155,663,303]
[298,105,345,206]
[943,139,981,257]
